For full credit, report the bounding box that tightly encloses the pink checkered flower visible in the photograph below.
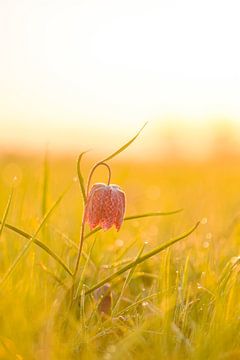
[84,183,126,231]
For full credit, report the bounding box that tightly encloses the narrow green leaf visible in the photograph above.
[100,122,147,163]
[77,151,89,204]
[85,221,200,295]
[1,224,73,276]
[0,222,73,277]
[84,209,182,240]
[0,187,14,238]
[124,209,183,221]
[116,291,161,316]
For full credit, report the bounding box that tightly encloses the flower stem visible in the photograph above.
[72,161,112,301]
[86,162,111,195]
[73,219,86,278]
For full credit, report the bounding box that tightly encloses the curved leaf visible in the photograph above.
[77,151,89,204]
[101,122,147,163]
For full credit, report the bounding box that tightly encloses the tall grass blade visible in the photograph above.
[77,151,89,204]
[101,122,147,162]
[116,291,161,316]
[0,187,14,238]
[85,221,200,295]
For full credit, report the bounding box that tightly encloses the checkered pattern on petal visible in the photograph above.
[84,183,126,231]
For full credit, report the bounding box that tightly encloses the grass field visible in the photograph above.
[0,141,240,359]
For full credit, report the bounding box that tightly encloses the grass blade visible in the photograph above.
[1,222,73,276]
[0,187,70,288]
[0,187,14,239]
[124,209,183,221]
[116,291,161,316]
[77,151,89,204]
[85,221,200,296]
[101,122,147,163]
[84,209,182,240]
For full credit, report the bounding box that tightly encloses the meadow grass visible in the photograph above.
[0,150,240,359]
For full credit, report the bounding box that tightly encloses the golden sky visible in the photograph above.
[0,0,240,155]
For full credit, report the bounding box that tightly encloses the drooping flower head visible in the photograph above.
[84,183,126,231]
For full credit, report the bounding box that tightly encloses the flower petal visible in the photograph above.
[84,184,107,229]
[114,190,126,231]
[84,183,126,231]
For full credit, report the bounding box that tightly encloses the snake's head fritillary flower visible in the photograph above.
[84,183,126,231]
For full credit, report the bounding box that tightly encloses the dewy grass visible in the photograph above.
[0,124,214,360]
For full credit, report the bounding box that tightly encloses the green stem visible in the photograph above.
[77,152,88,204]
[73,161,112,283]
[86,162,112,195]
[73,220,86,278]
